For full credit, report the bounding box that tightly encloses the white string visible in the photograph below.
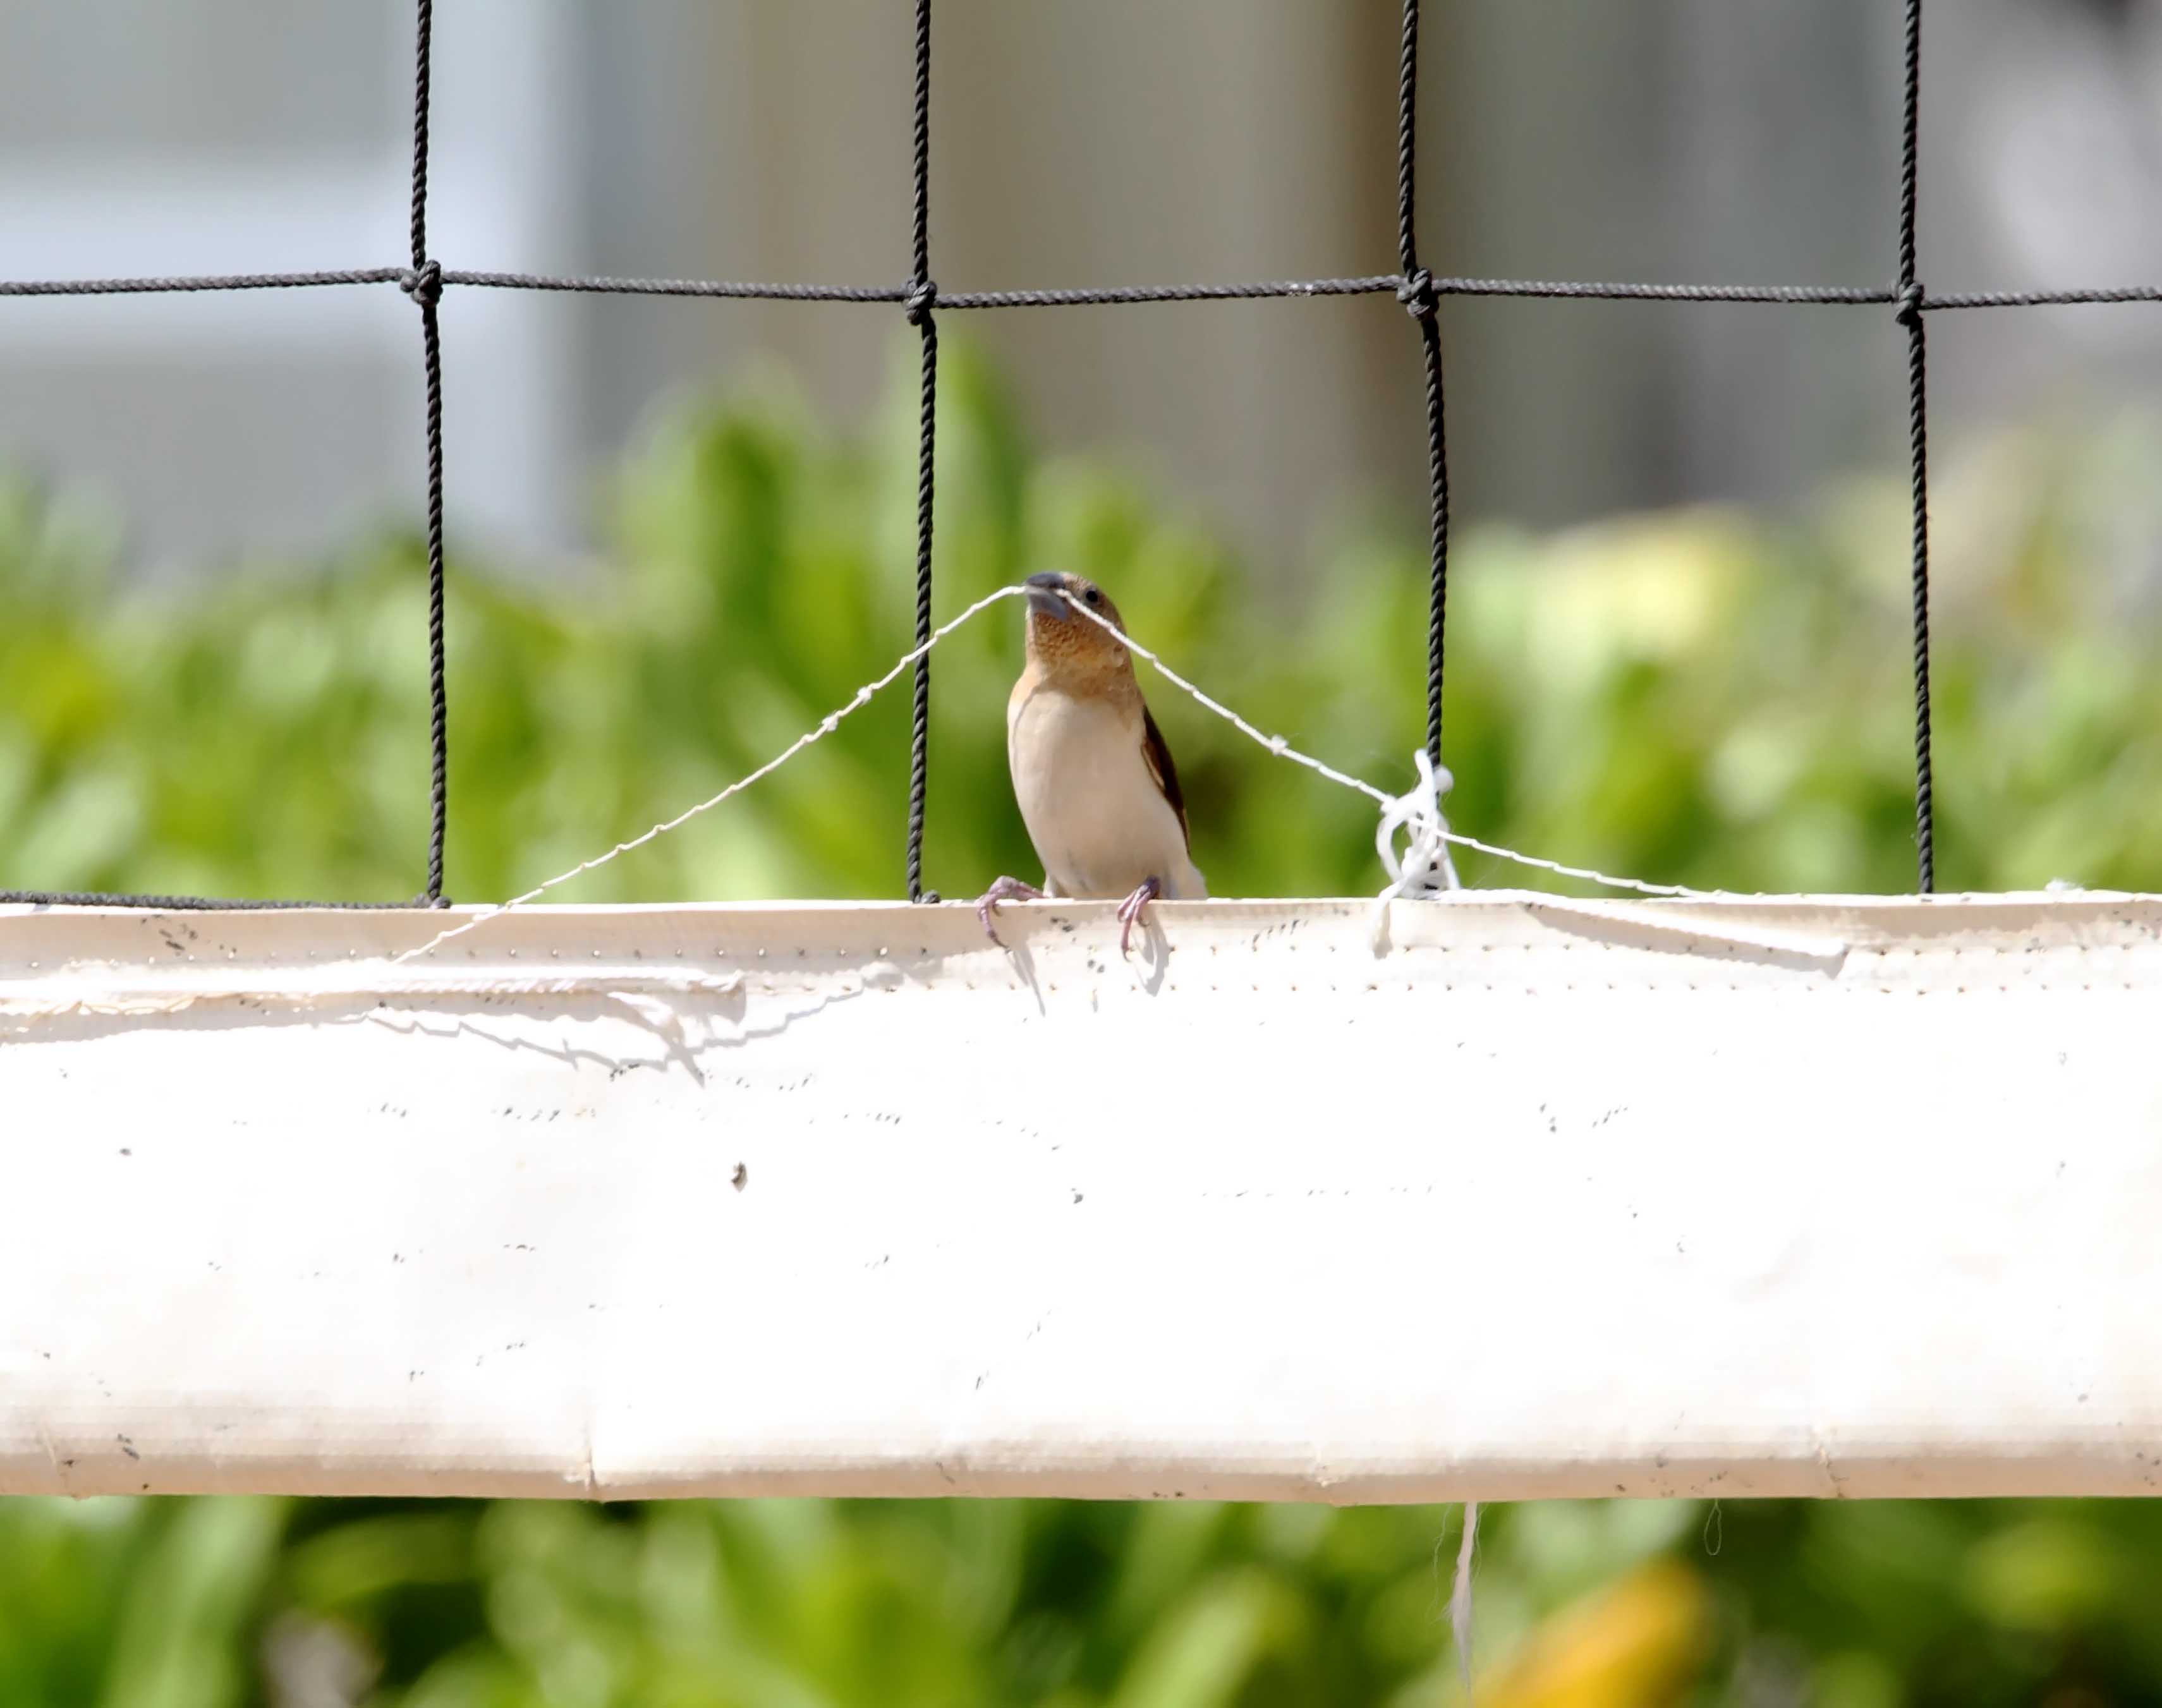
[1434,831,1705,899]
[1056,595,1400,810]
[395,585,1029,964]
[1452,1500,1480,1703]
[398,579,1718,962]
[1055,591,1718,900]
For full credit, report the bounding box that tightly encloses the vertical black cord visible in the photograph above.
[1394,0,1450,771]
[1898,0,1935,893]
[406,0,451,906]
[905,0,938,903]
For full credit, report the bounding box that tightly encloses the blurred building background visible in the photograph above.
[3,0,2159,574]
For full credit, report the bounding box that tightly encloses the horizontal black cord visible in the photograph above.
[4,267,2154,310]
[935,276,1404,307]
[1433,278,1893,304]
[1921,286,2162,310]
[0,268,408,296]
[443,270,909,301]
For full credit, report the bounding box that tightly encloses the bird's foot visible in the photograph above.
[1117,876,1163,958]
[974,875,1044,947]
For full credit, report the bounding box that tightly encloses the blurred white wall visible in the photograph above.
[0,0,581,568]
[3,0,2159,574]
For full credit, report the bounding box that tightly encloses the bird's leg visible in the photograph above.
[973,875,1044,946]
[1116,875,1163,958]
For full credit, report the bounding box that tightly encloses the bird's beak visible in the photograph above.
[1024,572,1071,621]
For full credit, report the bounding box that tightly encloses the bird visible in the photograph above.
[975,570,1206,955]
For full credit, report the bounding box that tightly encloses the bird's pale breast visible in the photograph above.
[1007,681,1204,900]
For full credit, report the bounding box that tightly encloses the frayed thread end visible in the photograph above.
[1451,1500,1479,1702]
[1371,749,1462,951]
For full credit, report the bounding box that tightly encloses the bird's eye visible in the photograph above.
[1084,588,1102,606]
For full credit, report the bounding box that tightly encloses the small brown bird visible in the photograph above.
[976,571,1206,954]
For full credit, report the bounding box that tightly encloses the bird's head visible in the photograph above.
[1023,571,1131,682]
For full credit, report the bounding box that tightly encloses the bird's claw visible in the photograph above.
[974,876,1044,947]
[1117,876,1163,958]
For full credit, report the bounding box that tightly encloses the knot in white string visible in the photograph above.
[1371,749,1461,948]
[1376,748,1461,900]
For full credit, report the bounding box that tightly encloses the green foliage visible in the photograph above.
[15,1495,2162,1705]
[8,342,2162,907]
[6,343,2162,1704]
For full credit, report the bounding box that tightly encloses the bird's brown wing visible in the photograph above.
[1139,703,1192,851]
